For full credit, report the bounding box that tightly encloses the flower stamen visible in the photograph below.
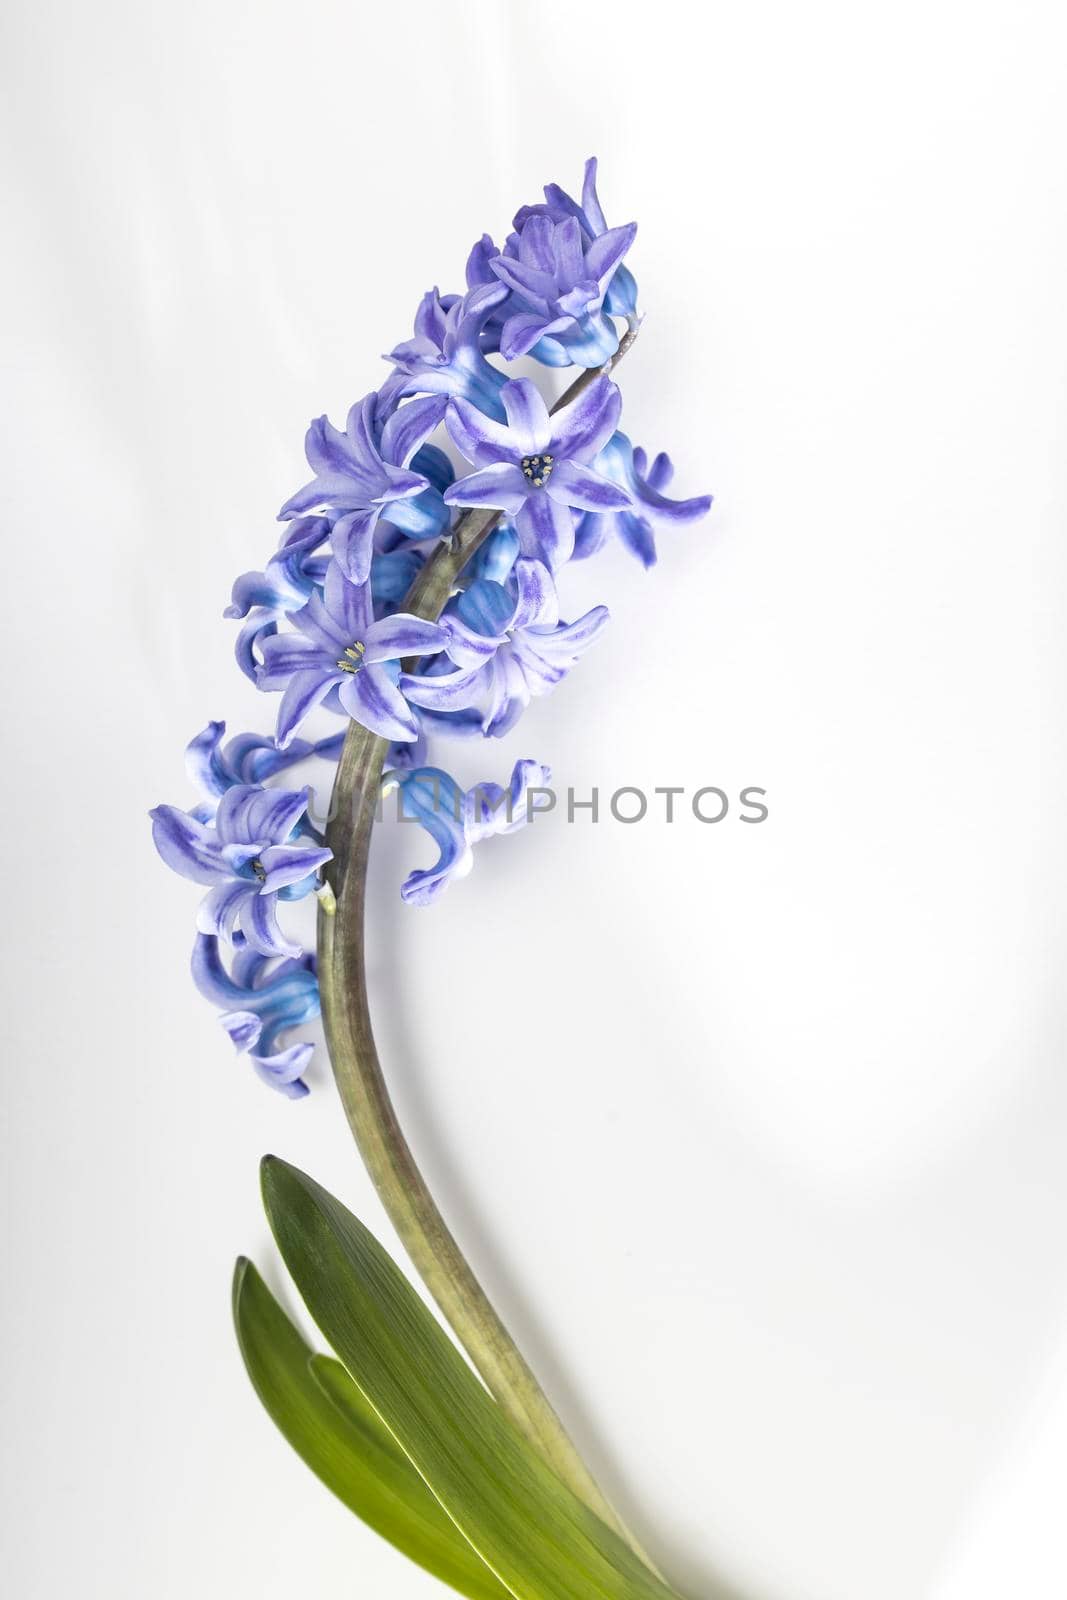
[336,641,366,674]
[250,857,267,883]
[521,454,554,488]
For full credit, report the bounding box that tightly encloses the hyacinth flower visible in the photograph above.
[573,431,714,568]
[515,156,641,323]
[256,560,447,747]
[278,393,450,585]
[380,281,510,417]
[486,211,637,367]
[191,933,319,1098]
[150,784,331,959]
[226,515,331,617]
[388,759,551,906]
[443,375,631,570]
[226,517,331,679]
[185,720,323,811]
[402,558,610,737]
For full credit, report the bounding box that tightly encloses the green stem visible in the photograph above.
[317,325,655,1565]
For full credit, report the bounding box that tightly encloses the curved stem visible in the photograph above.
[317,326,654,1563]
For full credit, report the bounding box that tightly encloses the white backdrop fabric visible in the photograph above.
[3,3,1067,1597]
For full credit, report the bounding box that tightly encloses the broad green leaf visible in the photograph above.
[233,1256,510,1600]
[261,1156,685,1600]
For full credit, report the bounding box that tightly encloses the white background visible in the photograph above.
[3,2,1067,1597]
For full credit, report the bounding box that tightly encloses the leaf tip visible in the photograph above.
[232,1254,255,1315]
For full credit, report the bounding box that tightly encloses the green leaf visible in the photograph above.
[233,1256,511,1600]
[261,1156,685,1600]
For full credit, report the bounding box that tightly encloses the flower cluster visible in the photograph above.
[152,159,712,1094]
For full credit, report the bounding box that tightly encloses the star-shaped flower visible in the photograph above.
[183,719,334,820]
[278,393,449,584]
[191,933,320,1098]
[256,560,447,747]
[401,558,609,737]
[150,785,331,960]
[380,281,510,417]
[443,376,631,571]
[573,432,713,568]
[388,759,551,906]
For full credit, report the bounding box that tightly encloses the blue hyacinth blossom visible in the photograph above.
[278,393,450,585]
[389,758,551,906]
[514,156,640,323]
[573,432,714,568]
[401,558,609,737]
[226,517,331,680]
[183,720,343,823]
[381,281,510,418]
[191,933,319,1098]
[444,375,630,570]
[487,209,637,367]
[256,560,447,747]
[150,784,331,959]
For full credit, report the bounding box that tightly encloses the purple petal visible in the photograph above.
[548,375,622,463]
[555,217,586,284]
[638,482,714,526]
[556,282,600,319]
[378,394,449,469]
[219,1009,263,1052]
[191,932,246,1007]
[215,784,309,846]
[275,668,338,748]
[323,561,374,640]
[584,222,637,286]
[489,256,554,313]
[616,512,658,568]
[257,842,332,891]
[278,474,355,521]
[515,493,575,571]
[250,1043,312,1098]
[510,559,559,629]
[197,879,254,941]
[580,156,607,233]
[645,450,674,491]
[442,614,504,669]
[465,233,498,287]
[287,587,348,653]
[338,663,420,742]
[330,508,380,585]
[499,312,556,361]
[304,414,365,483]
[399,664,485,712]
[445,397,520,469]
[256,635,330,689]
[150,806,224,885]
[545,458,632,512]
[483,651,530,734]
[345,395,382,468]
[376,465,429,503]
[184,722,228,800]
[363,615,447,664]
[500,380,551,455]
[444,463,529,515]
[532,605,611,660]
[243,893,302,959]
[516,216,558,273]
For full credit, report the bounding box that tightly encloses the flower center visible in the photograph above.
[250,857,267,883]
[336,641,366,673]
[521,454,554,488]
